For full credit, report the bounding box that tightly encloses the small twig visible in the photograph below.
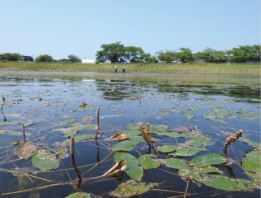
[95,106,100,139]
[22,123,26,143]
[70,136,82,188]
[184,180,189,198]
[0,96,7,122]
[95,140,100,164]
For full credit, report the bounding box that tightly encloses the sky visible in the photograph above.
[0,0,260,59]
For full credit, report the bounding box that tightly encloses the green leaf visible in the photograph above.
[158,110,169,116]
[178,166,222,180]
[112,140,138,152]
[157,145,177,153]
[56,123,96,137]
[65,192,91,198]
[236,109,259,120]
[139,154,160,170]
[0,130,31,136]
[59,119,76,126]
[173,145,206,157]
[75,134,96,142]
[152,124,168,132]
[114,152,143,181]
[190,153,227,166]
[187,134,211,147]
[126,123,139,130]
[32,149,59,171]
[200,175,254,191]
[242,150,261,173]
[109,180,158,198]
[162,158,188,169]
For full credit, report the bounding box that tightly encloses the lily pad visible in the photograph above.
[65,192,91,198]
[158,110,169,116]
[114,152,143,181]
[16,143,37,159]
[75,134,96,142]
[162,158,188,169]
[59,119,76,126]
[56,124,96,137]
[112,140,138,152]
[242,150,261,173]
[190,153,227,166]
[32,149,59,171]
[157,145,177,153]
[179,166,222,180]
[200,175,254,191]
[173,145,206,157]
[187,134,211,147]
[139,154,160,169]
[152,124,168,132]
[0,130,30,136]
[110,180,158,198]
[236,109,259,120]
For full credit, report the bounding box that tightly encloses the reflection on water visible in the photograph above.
[0,76,260,198]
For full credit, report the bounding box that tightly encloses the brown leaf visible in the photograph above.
[103,160,127,176]
[16,143,37,159]
[110,133,129,141]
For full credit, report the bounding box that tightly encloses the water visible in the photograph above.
[0,76,260,198]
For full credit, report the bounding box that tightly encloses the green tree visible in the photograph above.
[227,45,261,63]
[35,54,54,63]
[157,51,175,63]
[96,42,126,63]
[125,46,145,63]
[0,53,22,61]
[143,53,158,63]
[68,55,81,63]
[176,48,193,63]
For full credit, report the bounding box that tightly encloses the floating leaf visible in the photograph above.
[158,110,169,116]
[110,133,129,141]
[187,133,211,147]
[170,107,181,113]
[16,143,37,159]
[81,116,93,124]
[110,180,158,198]
[174,145,206,157]
[200,175,254,191]
[59,119,75,126]
[32,149,59,171]
[0,130,30,136]
[75,134,96,142]
[152,124,168,132]
[179,166,222,180]
[79,102,88,108]
[103,160,127,176]
[182,112,194,119]
[162,158,188,169]
[242,150,261,173]
[190,153,227,166]
[236,109,259,120]
[121,130,139,137]
[114,152,143,181]
[126,123,139,130]
[65,192,91,198]
[157,145,177,153]
[56,124,96,137]
[139,154,160,169]
[112,140,138,152]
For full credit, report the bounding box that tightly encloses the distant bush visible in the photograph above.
[0,53,22,61]
[35,54,54,63]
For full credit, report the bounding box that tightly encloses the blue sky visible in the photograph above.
[0,0,260,59]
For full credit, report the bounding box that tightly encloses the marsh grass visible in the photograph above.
[0,61,260,74]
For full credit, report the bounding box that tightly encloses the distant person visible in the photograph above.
[114,66,118,73]
[122,66,126,73]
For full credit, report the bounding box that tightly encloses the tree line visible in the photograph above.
[0,43,260,64]
[96,42,260,64]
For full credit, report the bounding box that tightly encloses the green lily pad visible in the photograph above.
[112,140,138,152]
[0,130,31,136]
[32,149,59,171]
[236,109,259,120]
[139,154,160,169]
[152,124,168,132]
[182,112,194,119]
[242,150,261,173]
[56,124,96,137]
[126,123,139,130]
[16,143,37,159]
[65,192,91,198]
[158,110,169,116]
[75,134,96,142]
[114,152,143,181]
[173,145,206,157]
[109,180,158,198]
[200,175,254,191]
[121,130,139,137]
[187,134,211,147]
[59,119,76,126]
[162,158,188,169]
[190,153,227,166]
[179,166,222,180]
[157,145,177,153]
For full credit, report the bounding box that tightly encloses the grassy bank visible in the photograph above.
[0,62,260,74]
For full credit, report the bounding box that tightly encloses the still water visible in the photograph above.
[0,75,260,198]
